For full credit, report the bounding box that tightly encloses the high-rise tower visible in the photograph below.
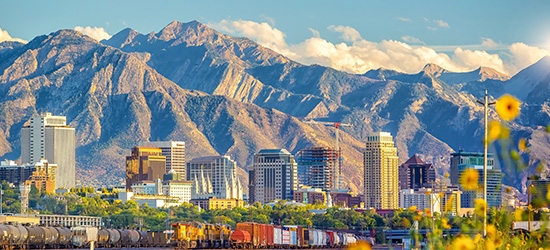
[125,146,167,191]
[296,147,339,192]
[450,150,501,208]
[21,112,75,189]
[149,141,186,179]
[187,156,242,199]
[364,132,399,209]
[250,149,298,204]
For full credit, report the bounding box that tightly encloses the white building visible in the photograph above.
[21,112,75,189]
[187,156,242,200]
[148,141,186,178]
[130,178,193,203]
[400,189,441,213]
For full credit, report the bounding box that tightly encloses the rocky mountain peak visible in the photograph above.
[422,63,448,77]
[476,66,510,81]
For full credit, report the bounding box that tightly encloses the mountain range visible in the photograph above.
[0,20,548,193]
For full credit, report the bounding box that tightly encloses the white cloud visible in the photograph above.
[401,36,424,44]
[0,27,27,43]
[327,25,362,42]
[211,20,549,76]
[308,28,320,38]
[434,20,450,28]
[397,17,412,23]
[209,20,295,57]
[74,26,112,41]
[481,38,499,48]
[506,42,550,73]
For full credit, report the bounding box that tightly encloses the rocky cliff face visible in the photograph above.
[0,21,548,192]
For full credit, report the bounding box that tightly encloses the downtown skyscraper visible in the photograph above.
[364,132,399,209]
[21,112,75,189]
[249,149,298,204]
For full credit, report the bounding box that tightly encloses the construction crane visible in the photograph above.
[304,120,352,190]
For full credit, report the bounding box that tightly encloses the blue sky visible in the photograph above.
[1,0,549,75]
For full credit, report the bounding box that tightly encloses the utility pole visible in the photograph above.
[304,120,352,190]
[476,89,495,237]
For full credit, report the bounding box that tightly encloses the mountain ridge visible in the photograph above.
[0,20,548,193]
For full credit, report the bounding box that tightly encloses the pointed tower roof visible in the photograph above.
[404,154,425,165]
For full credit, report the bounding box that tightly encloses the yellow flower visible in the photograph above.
[474,198,487,217]
[408,205,418,211]
[514,209,523,221]
[488,120,502,142]
[450,235,476,250]
[460,168,479,191]
[518,138,528,152]
[486,224,497,238]
[442,218,451,229]
[346,240,371,250]
[495,94,520,121]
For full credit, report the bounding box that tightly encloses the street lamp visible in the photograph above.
[476,89,495,237]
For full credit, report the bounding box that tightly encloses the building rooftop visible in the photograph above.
[256,149,291,155]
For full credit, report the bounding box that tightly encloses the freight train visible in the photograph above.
[0,222,367,249]
[172,222,363,249]
[0,224,171,249]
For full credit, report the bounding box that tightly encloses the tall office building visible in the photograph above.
[450,150,502,208]
[21,112,75,189]
[125,146,167,191]
[187,156,242,199]
[296,147,339,191]
[364,132,399,209]
[148,141,186,178]
[398,154,436,190]
[250,149,298,204]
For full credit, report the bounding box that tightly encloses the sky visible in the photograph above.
[1,0,550,76]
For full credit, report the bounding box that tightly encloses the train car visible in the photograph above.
[105,228,121,247]
[148,231,171,247]
[345,233,357,246]
[273,225,282,248]
[26,226,46,249]
[235,222,261,248]
[97,229,110,246]
[138,230,149,247]
[55,227,73,248]
[282,227,290,248]
[259,223,268,247]
[71,226,98,248]
[229,229,251,248]
[118,229,131,247]
[43,226,59,248]
[127,229,141,247]
[266,224,274,248]
[172,222,206,249]
[204,224,231,248]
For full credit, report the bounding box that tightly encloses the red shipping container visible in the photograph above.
[236,222,260,248]
[297,226,303,247]
[326,231,335,247]
[260,224,268,247]
[266,224,274,247]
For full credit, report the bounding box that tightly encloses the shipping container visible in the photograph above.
[273,225,282,247]
[71,226,98,247]
[259,223,268,246]
[235,222,260,248]
[148,231,170,247]
[284,226,297,247]
[282,227,290,246]
[266,224,274,247]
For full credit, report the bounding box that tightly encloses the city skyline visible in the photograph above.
[1,1,549,76]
